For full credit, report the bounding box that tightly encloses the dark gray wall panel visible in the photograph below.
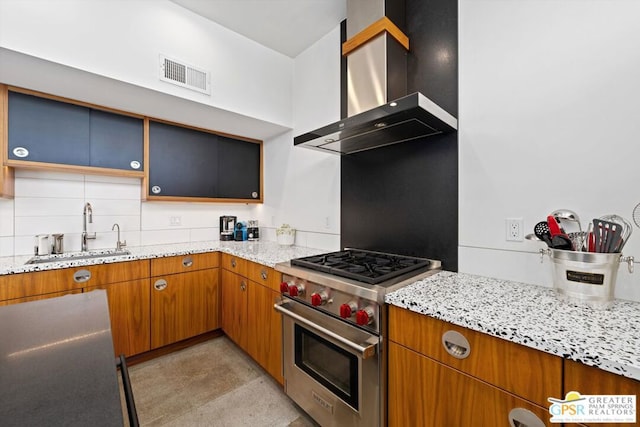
[406,0,458,116]
[341,0,459,270]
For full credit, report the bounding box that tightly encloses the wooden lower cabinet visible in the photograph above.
[221,263,284,385]
[388,341,551,427]
[247,279,283,384]
[221,268,248,349]
[87,279,150,357]
[151,268,219,348]
[563,360,640,427]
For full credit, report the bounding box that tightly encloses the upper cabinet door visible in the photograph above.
[148,120,220,198]
[217,136,261,200]
[89,109,144,171]
[8,91,90,166]
[147,120,262,202]
[7,90,144,174]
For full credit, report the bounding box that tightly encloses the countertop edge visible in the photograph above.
[385,271,640,382]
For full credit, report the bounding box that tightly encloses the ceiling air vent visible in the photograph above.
[159,54,210,95]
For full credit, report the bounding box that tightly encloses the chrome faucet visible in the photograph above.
[81,202,96,251]
[112,223,127,251]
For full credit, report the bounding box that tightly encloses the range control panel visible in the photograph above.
[279,274,380,334]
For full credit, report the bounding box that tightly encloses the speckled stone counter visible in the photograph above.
[385,271,640,381]
[0,241,326,275]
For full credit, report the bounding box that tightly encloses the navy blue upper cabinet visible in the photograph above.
[217,135,261,200]
[148,120,262,202]
[8,92,91,166]
[7,91,143,173]
[89,109,143,171]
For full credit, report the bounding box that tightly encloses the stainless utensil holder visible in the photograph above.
[541,248,634,306]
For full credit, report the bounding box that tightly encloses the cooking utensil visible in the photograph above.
[547,215,565,237]
[592,218,624,253]
[599,214,632,253]
[605,223,622,253]
[567,231,587,252]
[551,208,582,237]
[550,234,573,250]
[593,219,604,252]
[533,221,553,246]
[585,222,595,252]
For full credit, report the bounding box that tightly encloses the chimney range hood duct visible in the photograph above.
[294,0,457,155]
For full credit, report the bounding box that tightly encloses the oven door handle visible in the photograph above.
[274,301,377,359]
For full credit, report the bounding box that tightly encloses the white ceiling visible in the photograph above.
[170,0,346,58]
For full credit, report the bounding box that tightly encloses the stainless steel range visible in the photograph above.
[274,249,441,427]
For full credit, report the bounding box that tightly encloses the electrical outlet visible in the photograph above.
[169,216,182,226]
[506,218,524,241]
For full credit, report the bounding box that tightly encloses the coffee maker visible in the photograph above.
[220,216,237,241]
[234,222,247,241]
[247,220,259,241]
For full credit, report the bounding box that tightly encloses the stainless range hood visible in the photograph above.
[294,0,457,155]
[294,92,457,155]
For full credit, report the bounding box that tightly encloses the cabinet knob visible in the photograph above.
[240,280,246,291]
[442,330,471,359]
[508,408,545,427]
[260,269,268,280]
[154,279,168,291]
[182,256,193,267]
[231,258,237,268]
[13,147,30,158]
[73,269,92,283]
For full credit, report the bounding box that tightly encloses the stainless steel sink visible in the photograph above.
[25,249,132,265]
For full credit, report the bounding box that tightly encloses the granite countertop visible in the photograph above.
[0,290,123,426]
[0,241,326,276]
[385,271,640,381]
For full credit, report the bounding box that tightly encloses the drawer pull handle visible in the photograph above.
[260,269,268,280]
[231,259,236,268]
[240,280,246,291]
[154,279,168,291]
[182,256,193,267]
[508,408,545,427]
[442,330,471,359]
[73,269,92,283]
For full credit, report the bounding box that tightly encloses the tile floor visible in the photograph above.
[123,336,317,427]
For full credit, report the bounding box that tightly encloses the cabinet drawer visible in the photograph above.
[0,260,149,301]
[247,262,281,292]
[389,341,552,427]
[221,253,248,276]
[564,360,639,427]
[151,252,219,276]
[388,305,562,407]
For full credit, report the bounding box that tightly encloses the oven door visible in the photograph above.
[275,298,380,427]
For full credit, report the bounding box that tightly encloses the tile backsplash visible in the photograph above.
[0,169,339,257]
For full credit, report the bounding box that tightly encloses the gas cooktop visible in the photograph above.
[290,249,436,285]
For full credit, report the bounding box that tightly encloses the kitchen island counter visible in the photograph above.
[385,271,640,381]
[0,290,124,426]
[0,241,326,276]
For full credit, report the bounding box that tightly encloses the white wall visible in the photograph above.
[0,0,292,135]
[259,26,342,251]
[0,18,343,257]
[459,0,640,302]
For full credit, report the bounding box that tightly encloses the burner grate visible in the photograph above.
[290,249,432,284]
